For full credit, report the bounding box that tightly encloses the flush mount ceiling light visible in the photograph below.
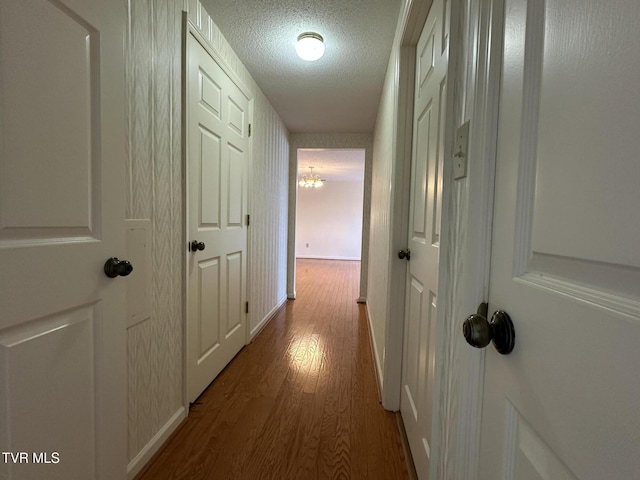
[296,32,325,61]
[298,166,324,188]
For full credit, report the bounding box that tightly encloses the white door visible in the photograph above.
[478,0,640,478]
[400,0,448,476]
[186,32,249,403]
[0,0,126,478]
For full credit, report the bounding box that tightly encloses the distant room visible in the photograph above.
[296,148,365,261]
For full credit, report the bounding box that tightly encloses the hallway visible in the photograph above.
[136,259,409,479]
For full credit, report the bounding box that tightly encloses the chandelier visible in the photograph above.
[298,166,324,188]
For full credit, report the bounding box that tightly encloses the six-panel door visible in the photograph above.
[400,0,449,476]
[186,32,249,404]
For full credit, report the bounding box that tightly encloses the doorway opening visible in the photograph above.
[294,148,366,303]
[295,148,366,263]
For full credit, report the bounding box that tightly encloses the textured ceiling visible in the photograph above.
[298,149,365,182]
[200,0,402,133]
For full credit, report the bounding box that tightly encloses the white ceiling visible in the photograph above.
[297,149,365,182]
[200,0,403,133]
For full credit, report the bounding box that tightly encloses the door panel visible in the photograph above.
[0,308,97,478]
[412,106,431,238]
[227,144,244,227]
[404,278,426,418]
[0,0,126,477]
[225,252,243,336]
[199,258,221,356]
[0,0,97,239]
[401,0,448,476]
[227,98,245,137]
[200,129,222,227]
[187,32,249,403]
[502,403,578,480]
[200,70,222,117]
[480,0,640,479]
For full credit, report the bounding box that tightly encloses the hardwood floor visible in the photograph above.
[136,259,409,480]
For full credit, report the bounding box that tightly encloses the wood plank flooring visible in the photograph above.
[136,259,409,480]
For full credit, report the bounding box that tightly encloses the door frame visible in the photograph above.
[386,1,452,475]
[181,14,255,408]
[286,134,374,302]
[293,148,367,262]
[387,0,503,478]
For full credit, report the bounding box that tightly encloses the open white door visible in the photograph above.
[475,0,640,478]
[186,31,249,403]
[0,0,126,478]
[400,0,448,476]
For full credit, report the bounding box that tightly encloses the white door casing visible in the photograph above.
[478,0,640,479]
[0,0,126,478]
[400,0,448,476]
[186,30,249,403]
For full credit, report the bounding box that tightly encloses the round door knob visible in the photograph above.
[190,240,206,252]
[104,257,133,278]
[398,249,411,261]
[463,307,515,355]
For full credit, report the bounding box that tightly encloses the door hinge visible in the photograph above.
[248,124,252,137]
[245,301,249,314]
[246,214,250,227]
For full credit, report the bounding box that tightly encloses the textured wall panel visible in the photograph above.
[125,0,185,463]
[249,91,289,336]
[126,0,290,468]
[366,53,396,380]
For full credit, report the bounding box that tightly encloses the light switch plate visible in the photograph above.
[453,120,470,180]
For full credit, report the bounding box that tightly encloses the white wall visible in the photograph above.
[366,0,423,407]
[367,47,398,387]
[296,181,364,260]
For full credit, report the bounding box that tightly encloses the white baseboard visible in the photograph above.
[365,302,384,401]
[296,255,361,261]
[250,295,287,340]
[357,296,367,304]
[127,406,186,479]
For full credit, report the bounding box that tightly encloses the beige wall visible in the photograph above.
[125,0,290,474]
